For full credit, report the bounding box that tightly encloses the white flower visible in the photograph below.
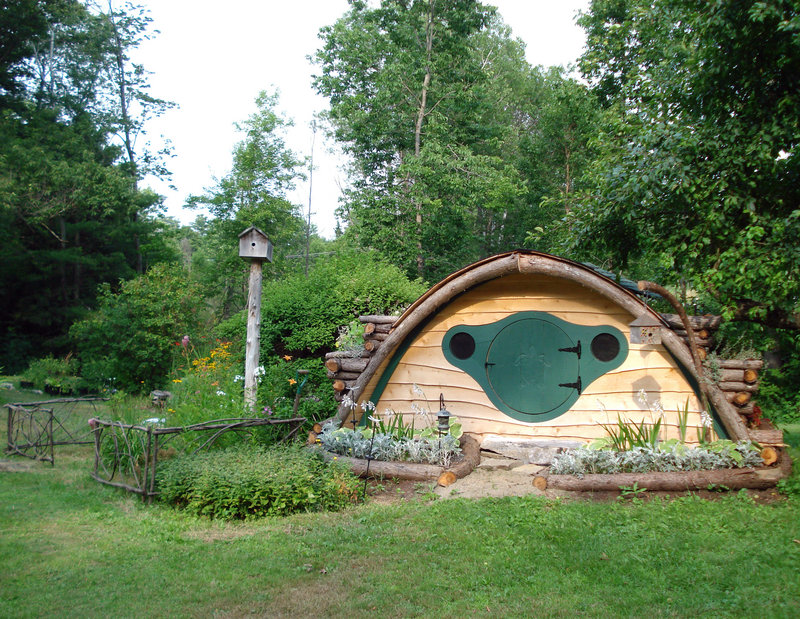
[254,365,266,378]
[234,375,244,382]
[360,400,376,412]
[342,394,354,408]
[216,390,226,396]
[651,399,664,415]
[701,410,713,428]
[412,383,425,397]
[596,399,607,414]
[411,402,423,415]
[636,389,649,407]
[368,415,380,423]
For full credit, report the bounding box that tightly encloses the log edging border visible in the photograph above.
[534,450,792,492]
[316,434,481,482]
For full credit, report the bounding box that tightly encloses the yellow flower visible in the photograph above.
[288,378,297,385]
[172,379,182,383]
[283,354,293,361]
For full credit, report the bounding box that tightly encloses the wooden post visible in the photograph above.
[238,227,273,414]
[244,259,263,412]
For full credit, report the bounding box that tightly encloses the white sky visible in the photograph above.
[133,1,589,237]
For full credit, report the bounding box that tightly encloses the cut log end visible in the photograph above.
[732,392,752,407]
[761,447,779,466]
[437,471,457,487]
[743,369,758,384]
[533,476,548,491]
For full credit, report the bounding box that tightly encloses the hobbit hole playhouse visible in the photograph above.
[321,251,781,464]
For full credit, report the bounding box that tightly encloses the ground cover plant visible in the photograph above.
[317,391,465,467]
[155,443,363,519]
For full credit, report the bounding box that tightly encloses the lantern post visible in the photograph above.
[238,227,273,412]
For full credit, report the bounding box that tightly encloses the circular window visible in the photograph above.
[591,333,620,362]
[449,332,476,360]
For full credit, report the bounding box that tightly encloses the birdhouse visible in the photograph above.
[238,226,273,262]
[629,314,662,345]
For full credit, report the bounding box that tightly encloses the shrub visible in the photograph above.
[317,425,462,467]
[155,443,363,519]
[22,354,83,393]
[237,250,427,356]
[71,264,206,393]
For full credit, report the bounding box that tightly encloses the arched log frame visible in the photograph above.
[335,251,750,442]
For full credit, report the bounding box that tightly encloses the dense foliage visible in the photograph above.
[251,251,427,356]
[155,443,363,519]
[70,263,204,392]
[569,0,800,331]
[0,0,176,372]
[550,442,764,476]
[313,0,599,280]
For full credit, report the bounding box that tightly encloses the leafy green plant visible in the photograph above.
[71,263,206,393]
[22,355,83,393]
[618,481,647,503]
[156,443,363,519]
[334,318,366,356]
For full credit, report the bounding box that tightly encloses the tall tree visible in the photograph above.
[314,0,509,280]
[315,2,601,280]
[187,90,307,318]
[0,0,175,371]
[569,0,800,329]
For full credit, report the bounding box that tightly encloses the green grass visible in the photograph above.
[2,386,800,618]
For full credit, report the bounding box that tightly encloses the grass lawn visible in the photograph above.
[1,388,799,618]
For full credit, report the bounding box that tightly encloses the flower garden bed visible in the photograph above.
[317,434,481,484]
[534,451,792,492]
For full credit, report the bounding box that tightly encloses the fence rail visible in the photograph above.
[5,403,54,464]
[90,416,306,502]
[5,397,109,464]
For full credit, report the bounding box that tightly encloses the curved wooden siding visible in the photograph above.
[359,274,710,445]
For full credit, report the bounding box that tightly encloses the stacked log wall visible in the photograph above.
[325,315,397,402]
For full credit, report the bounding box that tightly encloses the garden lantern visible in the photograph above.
[628,314,662,345]
[437,394,451,437]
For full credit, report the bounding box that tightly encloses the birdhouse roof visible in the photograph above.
[238,226,268,239]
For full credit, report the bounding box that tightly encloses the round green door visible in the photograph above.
[441,311,628,423]
[485,318,580,416]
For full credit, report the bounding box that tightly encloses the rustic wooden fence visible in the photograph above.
[5,397,109,464]
[90,416,306,502]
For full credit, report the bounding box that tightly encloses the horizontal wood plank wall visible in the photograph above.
[360,274,708,444]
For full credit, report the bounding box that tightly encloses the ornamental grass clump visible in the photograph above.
[155,443,363,519]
